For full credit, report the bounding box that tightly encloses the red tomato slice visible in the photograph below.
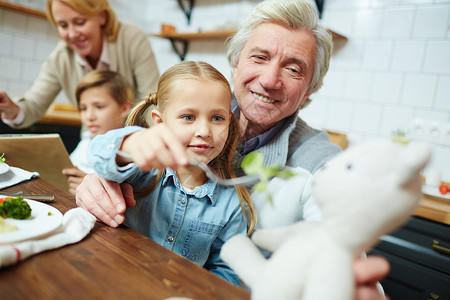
[0,197,13,204]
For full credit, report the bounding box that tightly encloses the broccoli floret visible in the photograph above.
[0,205,5,218]
[0,196,32,219]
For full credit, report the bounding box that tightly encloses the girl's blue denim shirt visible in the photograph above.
[87,126,247,285]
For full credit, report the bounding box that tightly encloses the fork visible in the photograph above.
[188,160,260,187]
[116,149,260,187]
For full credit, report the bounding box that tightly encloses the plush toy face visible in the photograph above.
[311,141,431,253]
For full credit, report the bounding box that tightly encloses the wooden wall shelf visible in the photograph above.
[150,30,236,41]
[0,1,46,18]
[150,29,347,61]
[149,30,236,61]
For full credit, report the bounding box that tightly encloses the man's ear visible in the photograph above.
[299,85,316,109]
[151,109,163,125]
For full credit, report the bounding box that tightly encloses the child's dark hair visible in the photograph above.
[126,61,256,234]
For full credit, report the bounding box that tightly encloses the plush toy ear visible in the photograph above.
[396,144,431,186]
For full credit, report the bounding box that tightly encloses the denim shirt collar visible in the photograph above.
[161,168,219,205]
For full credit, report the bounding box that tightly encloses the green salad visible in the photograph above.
[0,153,5,164]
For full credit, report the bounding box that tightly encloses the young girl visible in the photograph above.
[62,70,133,194]
[86,61,256,285]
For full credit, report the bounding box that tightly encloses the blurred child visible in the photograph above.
[62,70,133,194]
[86,61,256,285]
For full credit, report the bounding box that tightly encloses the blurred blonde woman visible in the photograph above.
[85,61,256,285]
[0,0,158,129]
[63,70,133,195]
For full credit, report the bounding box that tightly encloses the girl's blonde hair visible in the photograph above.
[126,61,256,234]
[76,70,134,110]
[46,0,120,42]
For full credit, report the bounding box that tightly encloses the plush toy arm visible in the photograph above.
[221,234,267,289]
[302,247,354,300]
[252,221,320,252]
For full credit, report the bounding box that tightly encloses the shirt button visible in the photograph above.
[181,199,186,205]
[168,236,174,242]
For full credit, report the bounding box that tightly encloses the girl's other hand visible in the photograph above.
[62,166,87,195]
[120,124,188,171]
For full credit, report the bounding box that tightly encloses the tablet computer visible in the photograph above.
[0,133,73,192]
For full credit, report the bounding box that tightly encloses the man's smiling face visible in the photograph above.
[233,22,317,136]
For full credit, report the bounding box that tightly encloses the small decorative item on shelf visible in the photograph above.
[161,23,176,34]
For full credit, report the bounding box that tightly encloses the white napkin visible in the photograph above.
[0,166,40,189]
[0,207,96,268]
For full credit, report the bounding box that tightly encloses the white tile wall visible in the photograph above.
[401,74,437,107]
[324,100,354,131]
[413,5,449,38]
[315,0,450,179]
[371,72,403,104]
[21,60,41,82]
[12,36,35,59]
[319,69,346,97]
[1,0,449,179]
[391,40,426,72]
[379,105,415,136]
[353,9,384,38]
[2,10,27,33]
[352,102,383,134]
[361,40,393,70]
[330,40,364,68]
[381,6,415,38]
[25,16,52,39]
[0,57,21,80]
[343,71,373,100]
[424,40,450,73]
[0,32,12,55]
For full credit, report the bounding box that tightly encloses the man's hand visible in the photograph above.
[354,256,390,300]
[75,173,136,227]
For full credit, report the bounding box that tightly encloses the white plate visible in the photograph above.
[422,184,450,201]
[0,198,63,244]
[0,163,10,175]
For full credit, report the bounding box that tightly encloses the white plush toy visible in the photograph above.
[221,141,431,300]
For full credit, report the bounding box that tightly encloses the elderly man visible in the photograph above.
[76,1,389,299]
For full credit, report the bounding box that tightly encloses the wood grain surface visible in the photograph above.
[0,174,249,300]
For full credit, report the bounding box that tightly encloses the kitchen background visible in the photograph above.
[0,0,449,180]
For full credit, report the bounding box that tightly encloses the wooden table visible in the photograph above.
[414,196,450,225]
[0,176,250,300]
